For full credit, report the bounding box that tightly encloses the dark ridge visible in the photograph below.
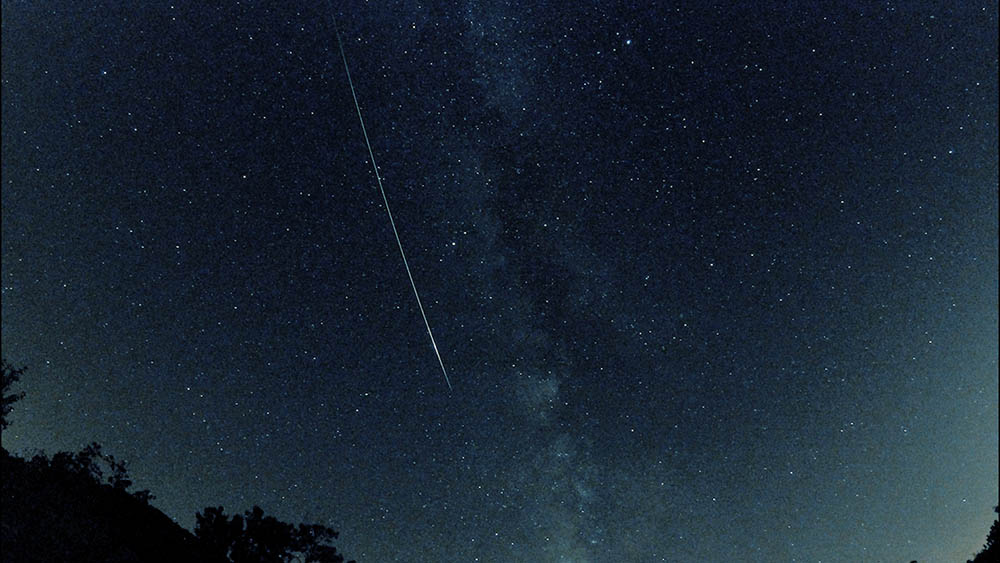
[1,447,224,563]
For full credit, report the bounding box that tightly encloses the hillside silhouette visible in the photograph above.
[0,359,354,563]
[1,445,224,563]
[3,357,996,562]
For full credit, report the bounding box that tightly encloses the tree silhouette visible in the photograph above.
[195,505,354,563]
[1,358,355,561]
[1,359,27,431]
[36,440,155,502]
[968,505,999,563]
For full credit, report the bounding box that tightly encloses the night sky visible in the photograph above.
[2,2,998,561]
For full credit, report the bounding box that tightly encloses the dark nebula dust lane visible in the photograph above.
[2,2,997,561]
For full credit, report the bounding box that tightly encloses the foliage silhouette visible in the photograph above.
[968,506,999,563]
[0,358,355,563]
[2,444,218,562]
[195,505,355,563]
[1,359,27,431]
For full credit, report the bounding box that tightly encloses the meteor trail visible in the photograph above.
[329,9,453,392]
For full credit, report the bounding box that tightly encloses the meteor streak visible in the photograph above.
[329,8,453,392]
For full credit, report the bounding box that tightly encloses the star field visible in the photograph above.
[2,2,997,561]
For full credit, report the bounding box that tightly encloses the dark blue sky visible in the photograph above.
[2,1,997,561]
